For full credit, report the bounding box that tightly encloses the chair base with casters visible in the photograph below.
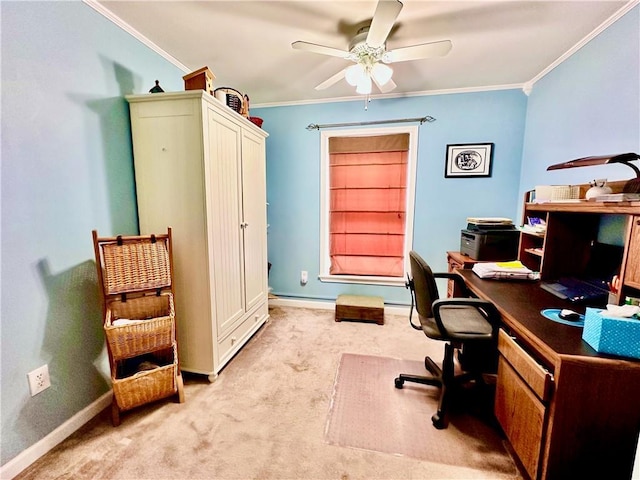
[395,342,492,429]
[395,251,500,430]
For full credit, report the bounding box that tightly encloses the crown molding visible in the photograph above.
[83,0,190,73]
[252,83,525,109]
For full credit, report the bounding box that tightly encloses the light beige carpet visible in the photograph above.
[15,306,522,480]
[325,353,517,475]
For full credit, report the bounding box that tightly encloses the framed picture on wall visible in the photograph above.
[445,143,494,178]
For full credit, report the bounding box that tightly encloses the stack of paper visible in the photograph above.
[472,261,540,281]
[466,217,513,225]
[521,224,546,235]
[593,193,640,202]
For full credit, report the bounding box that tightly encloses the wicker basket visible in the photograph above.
[214,87,243,113]
[100,238,171,295]
[105,293,175,360]
[112,352,177,411]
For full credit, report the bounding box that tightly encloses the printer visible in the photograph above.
[460,217,520,261]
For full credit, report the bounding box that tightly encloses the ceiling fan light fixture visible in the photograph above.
[293,0,452,98]
[371,62,393,86]
[345,64,366,86]
[355,74,372,94]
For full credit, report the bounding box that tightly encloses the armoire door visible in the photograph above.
[205,107,245,335]
[241,128,268,311]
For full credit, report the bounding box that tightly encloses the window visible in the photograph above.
[319,126,418,286]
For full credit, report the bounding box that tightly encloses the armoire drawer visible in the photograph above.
[218,302,269,368]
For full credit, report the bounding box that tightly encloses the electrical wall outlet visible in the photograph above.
[300,270,308,285]
[27,364,51,396]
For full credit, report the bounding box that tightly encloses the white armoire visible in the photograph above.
[126,90,269,381]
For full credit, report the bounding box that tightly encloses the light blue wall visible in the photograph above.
[253,90,527,304]
[519,5,640,199]
[1,1,185,465]
[2,0,637,472]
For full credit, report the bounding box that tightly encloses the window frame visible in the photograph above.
[319,125,419,286]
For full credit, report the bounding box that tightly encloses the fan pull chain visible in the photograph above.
[364,94,372,110]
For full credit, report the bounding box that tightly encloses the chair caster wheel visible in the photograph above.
[431,413,446,429]
[394,377,404,389]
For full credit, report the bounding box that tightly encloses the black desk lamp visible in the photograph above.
[547,152,640,192]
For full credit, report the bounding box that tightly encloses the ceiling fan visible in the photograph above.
[291,0,452,95]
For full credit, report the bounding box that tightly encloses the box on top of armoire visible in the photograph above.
[183,66,215,95]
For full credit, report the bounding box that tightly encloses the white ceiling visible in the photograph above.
[93,1,630,106]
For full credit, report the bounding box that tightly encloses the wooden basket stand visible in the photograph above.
[92,228,185,426]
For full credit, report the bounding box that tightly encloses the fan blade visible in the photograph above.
[384,40,452,63]
[367,0,403,48]
[315,69,347,90]
[373,77,397,94]
[292,41,350,59]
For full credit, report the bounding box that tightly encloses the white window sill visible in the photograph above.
[318,274,406,287]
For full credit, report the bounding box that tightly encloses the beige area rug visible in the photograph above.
[325,353,517,475]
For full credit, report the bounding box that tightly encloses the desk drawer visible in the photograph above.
[498,329,553,401]
[495,356,546,480]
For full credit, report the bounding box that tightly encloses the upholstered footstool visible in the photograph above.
[335,294,384,325]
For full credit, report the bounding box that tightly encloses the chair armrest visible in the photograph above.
[433,272,471,297]
[431,298,501,336]
[433,272,459,280]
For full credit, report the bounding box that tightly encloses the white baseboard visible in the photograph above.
[1,391,112,480]
[268,297,410,316]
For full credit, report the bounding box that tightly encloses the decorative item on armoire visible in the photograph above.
[149,80,164,93]
[249,117,264,128]
[92,228,185,426]
[240,94,250,118]
[213,87,243,113]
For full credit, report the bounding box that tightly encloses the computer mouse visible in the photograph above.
[559,309,581,321]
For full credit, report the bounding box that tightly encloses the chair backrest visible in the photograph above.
[409,250,440,319]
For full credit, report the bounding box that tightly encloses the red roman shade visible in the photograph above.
[328,134,409,277]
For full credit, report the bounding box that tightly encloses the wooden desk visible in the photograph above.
[457,269,640,480]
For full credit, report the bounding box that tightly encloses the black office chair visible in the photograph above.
[395,250,500,429]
